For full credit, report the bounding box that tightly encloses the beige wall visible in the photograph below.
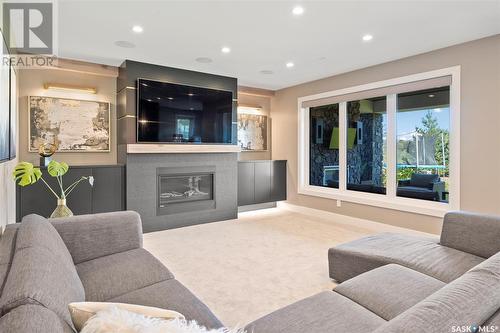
[18,68,117,165]
[272,34,500,234]
[238,93,273,161]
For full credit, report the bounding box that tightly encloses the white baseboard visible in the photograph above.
[238,202,277,213]
[277,202,434,236]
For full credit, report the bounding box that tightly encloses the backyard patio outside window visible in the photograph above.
[298,67,460,217]
[396,87,450,203]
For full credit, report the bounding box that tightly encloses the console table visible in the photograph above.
[16,165,125,221]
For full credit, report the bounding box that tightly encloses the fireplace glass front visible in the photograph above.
[158,173,214,207]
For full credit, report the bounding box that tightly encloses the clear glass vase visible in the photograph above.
[50,198,73,218]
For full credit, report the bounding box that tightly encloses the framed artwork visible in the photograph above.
[0,30,10,163]
[29,96,110,152]
[9,65,17,159]
[237,107,268,151]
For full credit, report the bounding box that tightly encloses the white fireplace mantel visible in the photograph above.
[126,144,241,154]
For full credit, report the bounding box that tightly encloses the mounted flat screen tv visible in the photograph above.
[137,79,234,144]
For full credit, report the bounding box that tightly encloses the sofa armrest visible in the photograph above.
[432,181,445,192]
[440,211,500,258]
[51,211,143,264]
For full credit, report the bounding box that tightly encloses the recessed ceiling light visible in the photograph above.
[221,46,231,54]
[260,70,274,75]
[168,97,174,100]
[156,97,161,100]
[188,93,194,96]
[362,34,373,42]
[132,25,143,33]
[292,6,304,16]
[428,94,435,98]
[195,57,213,63]
[114,40,136,48]
[286,62,295,68]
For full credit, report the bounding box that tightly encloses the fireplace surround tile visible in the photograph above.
[124,152,238,232]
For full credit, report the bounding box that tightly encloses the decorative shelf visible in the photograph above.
[126,144,241,154]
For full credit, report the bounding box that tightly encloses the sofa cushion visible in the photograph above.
[17,215,75,269]
[51,211,143,264]
[396,187,439,201]
[0,224,19,295]
[440,211,500,258]
[76,248,174,302]
[0,304,74,333]
[109,279,223,330]
[372,252,500,333]
[334,264,445,320]
[398,186,434,193]
[329,233,484,283]
[0,216,84,329]
[0,246,84,328]
[245,291,386,333]
[410,173,439,187]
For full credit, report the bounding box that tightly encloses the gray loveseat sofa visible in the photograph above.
[0,212,222,332]
[246,211,500,332]
[397,173,446,201]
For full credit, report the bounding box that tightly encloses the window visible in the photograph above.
[346,97,387,194]
[396,87,450,203]
[298,67,459,216]
[176,117,193,140]
[309,103,339,188]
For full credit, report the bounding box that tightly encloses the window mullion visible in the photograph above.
[339,102,347,191]
[386,94,397,198]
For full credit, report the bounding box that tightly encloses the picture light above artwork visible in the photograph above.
[44,82,97,94]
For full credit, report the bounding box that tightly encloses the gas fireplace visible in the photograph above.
[157,166,216,216]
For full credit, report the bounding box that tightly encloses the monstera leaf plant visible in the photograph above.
[13,160,94,218]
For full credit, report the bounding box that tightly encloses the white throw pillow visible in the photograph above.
[68,302,184,332]
[79,306,245,333]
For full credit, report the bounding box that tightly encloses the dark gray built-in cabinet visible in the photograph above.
[238,160,287,206]
[16,165,125,221]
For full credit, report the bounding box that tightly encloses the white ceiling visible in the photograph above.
[58,0,500,90]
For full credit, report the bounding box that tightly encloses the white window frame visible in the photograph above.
[298,66,460,217]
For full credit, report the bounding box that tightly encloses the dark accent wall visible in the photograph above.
[16,165,125,221]
[116,60,238,145]
[116,61,240,231]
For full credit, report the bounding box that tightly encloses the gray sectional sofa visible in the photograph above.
[246,211,500,333]
[1,210,498,333]
[0,212,222,332]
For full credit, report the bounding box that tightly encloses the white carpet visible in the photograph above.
[143,206,427,327]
